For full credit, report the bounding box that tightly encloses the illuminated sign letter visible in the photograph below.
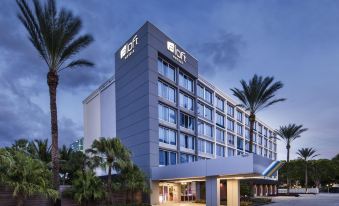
[166,41,187,64]
[120,35,139,60]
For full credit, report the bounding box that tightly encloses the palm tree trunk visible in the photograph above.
[107,165,112,204]
[249,114,255,153]
[47,71,60,192]
[305,161,308,193]
[286,144,290,195]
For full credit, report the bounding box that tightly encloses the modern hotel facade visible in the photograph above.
[83,22,281,206]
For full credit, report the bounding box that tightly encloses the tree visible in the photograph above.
[0,148,58,206]
[59,145,73,184]
[16,0,94,192]
[120,164,149,203]
[231,75,285,153]
[297,148,319,192]
[86,137,131,204]
[276,124,308,194]
[72,170,105,206]
[30,139,51,163]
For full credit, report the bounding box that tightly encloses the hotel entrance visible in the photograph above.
[159,183,177,203]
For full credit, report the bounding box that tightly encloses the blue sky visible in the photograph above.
[0,0,338,160]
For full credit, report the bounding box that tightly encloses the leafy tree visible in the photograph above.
[59,145,73,184]
[72,170,105,206]
[276,124,307,193]
[86,137,131,204]
[16,0,94,191]
[231,75,285,153]
[297,148,319,191]
[120,164,149,203]
[0,148,58,206]
[30,139,51,163]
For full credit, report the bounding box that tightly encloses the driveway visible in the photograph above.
[268,193,339,206]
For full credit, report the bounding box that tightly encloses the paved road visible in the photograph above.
[268,193,339,206]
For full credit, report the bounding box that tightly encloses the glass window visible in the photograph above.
[204,106,212,120]
[227,104,234,117]
[197,103,212,121]
[216,96,224,111]
[264,149,268,157]
[180,153,195,164]
[158,104,176,124]
[197,102,204,116]
[245,141,250,152]
[180,113,195,130]
[216,128,225,143]
[258,124,263,134]
[237,137,243,150]
[227,119,234,131]
[216,145,225,157]
[159,149,177,166]
[198,139,205,153]
[216,113,225,127]
[198,121,213,138]
[158,81,176,103]
[228,148,235,156]
[237,110,243,122]
[206,141,214,154]
[245,129,250,140]
[180,133,195,150]
[159,127,176,145]
[197,84,204,98]
[264,128,268,137]
[258,135,263,145]
[227,133,235,146]
[264,138,268,147]
[158,58,175,81]
[237,124,243,136]
[179,72,193,92]
[205,89,212,103]
[179,93,194,111]
[245,115,250,126]
[197,84,212,104]
[269,141,272,150]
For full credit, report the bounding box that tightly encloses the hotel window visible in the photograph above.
[216,145,225,157]
[179,72,193,92]
[227,133,235,146]
[227,119,235,131]
[264,138,268,148]
[237,124,243,136]
[159,149,176,166]
[273,143,277,152]
[228,148,235,156]
[158,58,175,82]
[216,128,225,143]
[269,130,273,138]
[198,139,205,153]
[197,84,213,104]
[269,151,272,159]
[237,137,243,150]
[259,147,263,155]
[237,150,244,155]
[245,115,250,126]
[264,128,268,137]
[179,93,194,111]
[253,133,257,143]
[245,141,250,152]
[197,103,212,121]
[159,126,176,146]
[180,153,195,164]
[258,124,263,134]
[180,112,195,130]
[237,110,243,122]
[216,113,225,127]
[227,104,234,117]
[245,129,250,140]
[158,81,176,103]
[158,104,176,124]
[258,135,263,145]
[216,96,224,111]
[253,145,257,154]
[253,121,257,130]
[269,141,272,150]
[205,141,214,154]
[264,149,268,157]
[180,133,195,150]
[198,121,213,138]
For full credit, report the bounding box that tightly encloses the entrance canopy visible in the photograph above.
[151,153,281,181]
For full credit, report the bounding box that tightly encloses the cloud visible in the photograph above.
[190,31,245,76]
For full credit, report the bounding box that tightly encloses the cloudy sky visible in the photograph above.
[0,0,338,160]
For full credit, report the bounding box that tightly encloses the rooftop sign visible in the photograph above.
[120,35,139,60]
[167,41,186,64]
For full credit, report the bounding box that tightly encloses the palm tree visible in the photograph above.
[72,170,105,206]
[30,139,51,163]
[0,149,58,206]
[276,124,308,193]
[231,74,285,153]
[86,137,131,204]
[59,145,73,184]
[297,148,319,192]
[16,0,94,191]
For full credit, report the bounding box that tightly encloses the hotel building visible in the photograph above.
[83,22,281,206]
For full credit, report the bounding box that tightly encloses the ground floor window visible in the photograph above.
[180,153,195,163]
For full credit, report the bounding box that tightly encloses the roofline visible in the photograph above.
[82,75,115,104]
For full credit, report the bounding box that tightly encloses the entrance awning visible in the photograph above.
[151,153,281,181]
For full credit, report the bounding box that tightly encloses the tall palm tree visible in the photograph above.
[297,148,319,192]
[86,137,131,204]
[276,124,308,193]
[16,0,94,191]
[231,74,285,153]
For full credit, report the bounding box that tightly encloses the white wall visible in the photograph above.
[100,83,116,138]
[83,93,101,150]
